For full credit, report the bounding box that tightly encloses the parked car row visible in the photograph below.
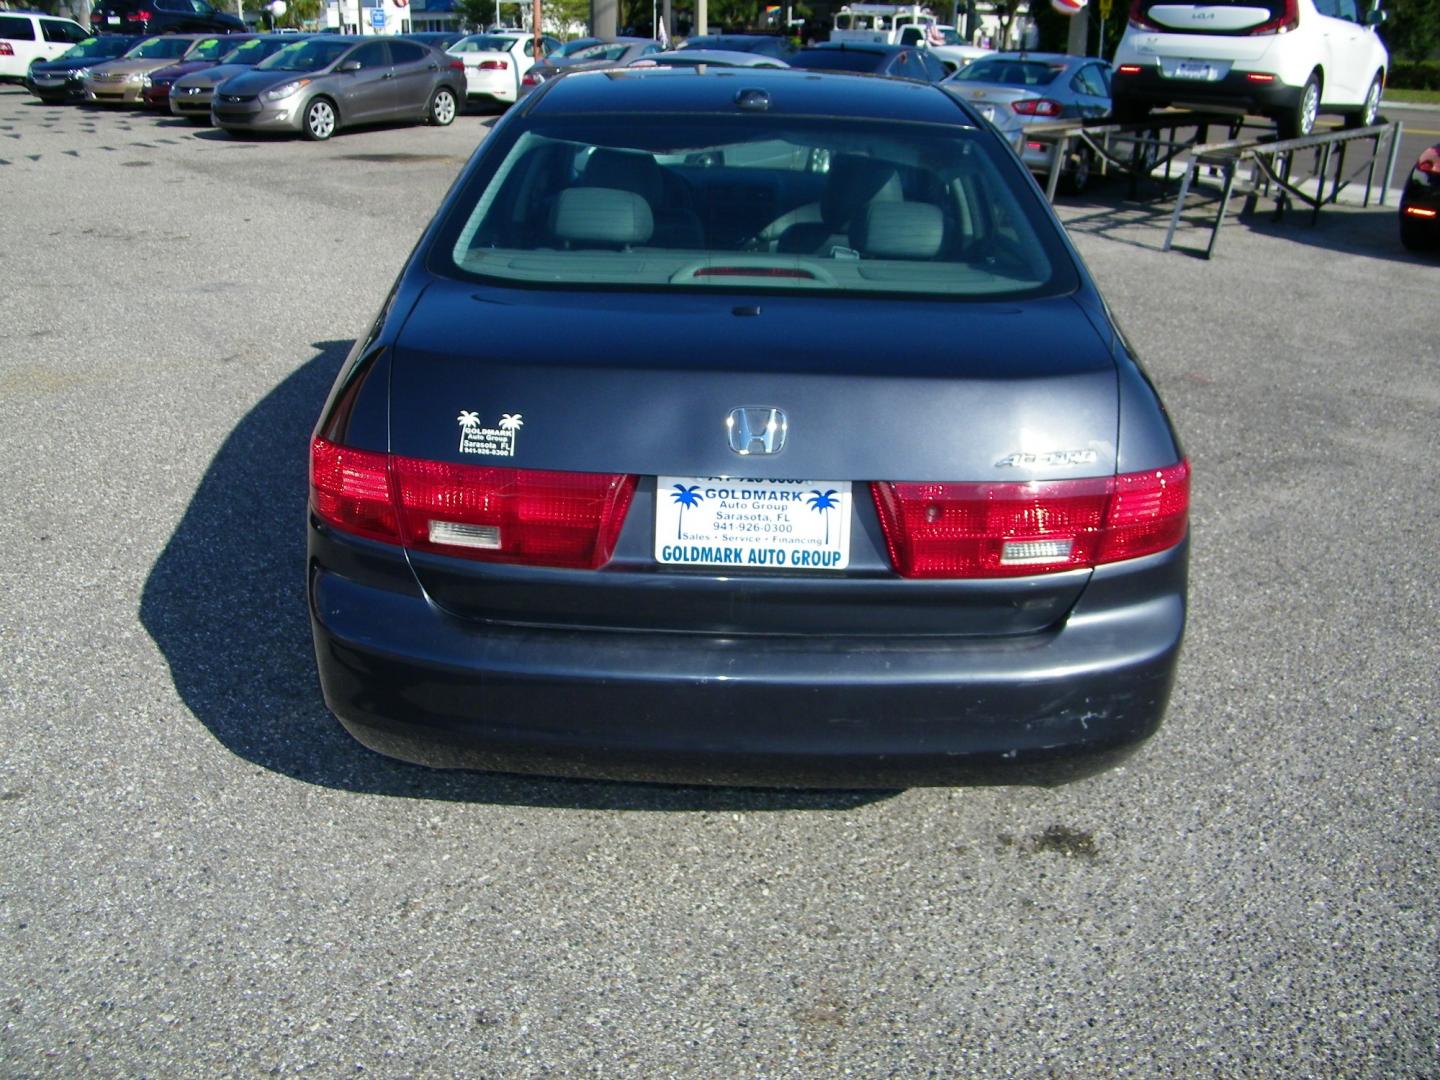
[22,31,465,140]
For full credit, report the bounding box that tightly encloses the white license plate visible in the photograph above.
[106,14,120,23]
[655,477,852,571]
[1174,61,1215,80]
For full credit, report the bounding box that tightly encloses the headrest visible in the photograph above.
[821,154,902,226]
[850,202,944,260]
[582,148,665,205]
[550,187,655,247]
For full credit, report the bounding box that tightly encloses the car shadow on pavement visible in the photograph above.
[140,342,894,812]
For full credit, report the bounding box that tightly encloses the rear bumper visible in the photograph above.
[1113,66,1303,116]
[310,535,1187,788]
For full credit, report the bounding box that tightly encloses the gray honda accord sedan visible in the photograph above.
[212,35,462,140]
[307,67,1189,787]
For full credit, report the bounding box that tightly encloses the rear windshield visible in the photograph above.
[256,39,351,71]
[951,58,1063,85]
[435,111,1075,300]
[553,36,601,57]
[451,35,516,53]
[1135,0,1289,32]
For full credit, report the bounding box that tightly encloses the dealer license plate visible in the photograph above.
[655,477,852,571]
[107,14,120,23]
[1174,61,1215,80]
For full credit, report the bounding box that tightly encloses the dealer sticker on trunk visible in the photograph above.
[655,477,852,571]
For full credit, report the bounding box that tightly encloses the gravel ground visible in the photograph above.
[0,86,1435,1078]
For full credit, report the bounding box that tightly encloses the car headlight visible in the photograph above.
[74,67,90,80]
[128,72,145,83]
[142,74,152,87]
[263,78,310,101]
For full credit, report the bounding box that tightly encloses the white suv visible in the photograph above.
[1111,0,1389,138]
[0,11,90,83]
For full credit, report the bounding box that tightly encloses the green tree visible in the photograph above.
[454,0,493,30]
[1380,0,1440,63]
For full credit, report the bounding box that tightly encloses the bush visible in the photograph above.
[1389,61,1440,90]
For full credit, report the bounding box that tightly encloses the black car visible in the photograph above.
[676,34,794,60]
[25,33,142,101]
[91,0,246,35]
[307,67,1189,788]
[400,31,468,50]
[786,42,949,82]
[1399,143,1439,253]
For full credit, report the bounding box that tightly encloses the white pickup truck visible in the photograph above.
[829,4,989,71]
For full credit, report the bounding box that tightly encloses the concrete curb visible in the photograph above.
[1382,98,1440,113]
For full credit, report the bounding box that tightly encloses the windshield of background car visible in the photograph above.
[451,35,516,53]
[789,49,889,72]
[127,36,193,59]
[553,36,601,56]
[63,36,134,59]
[952,59,1063,85]
[221,37,286,64]
[436,112,1076,299]
[564,41,634,60]
[257,39,350,71]
[184,37,230,60]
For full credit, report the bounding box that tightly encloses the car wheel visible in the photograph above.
[303,97,337,141]
[428,86,456,127]
[1344,73,1383,129]
[1111,97,1150,126]
[1059,144,1094,195]
[1400,213,1433,252]
[1277,74,1320,140]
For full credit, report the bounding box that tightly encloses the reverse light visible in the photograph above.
[870,461,1189,578]
[310,438,636,570]
[1012,98,1062,117]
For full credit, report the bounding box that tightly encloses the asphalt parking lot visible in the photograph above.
[1,87,1436,1077]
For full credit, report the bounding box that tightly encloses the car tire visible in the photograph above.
[1276,73,1320,140]
[1059,144,1094,195]
[1111,97,1150,126]
[428,86,456,126]
[303,96,337,141]
[1400,214,1433,252]
[1344,73,1383,129]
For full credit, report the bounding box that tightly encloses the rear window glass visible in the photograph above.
[789,49,888,73]
[451,35,516,53]
[952,59,1063,86]
[0,16,36,40]
[1136,0,1288,32]
[435,111,1075,300]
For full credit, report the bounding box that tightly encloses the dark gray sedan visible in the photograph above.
[169,33,310,122]
[307,67,1189,788]
[211,36,463,140]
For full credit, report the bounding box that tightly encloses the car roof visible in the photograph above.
[804,42,914,55]
[529,66,975,125]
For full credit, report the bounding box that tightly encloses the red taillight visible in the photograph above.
[1116,63,1142,75]
[1245,72,1275,83]
[310,438,400,544]
[1012,98,1062,117]
[1127,0,1159,29]
[870,461,1189,579]
[310,438,635,570]
[448,59,464,72]
[1244,0,1299,34]
[1405,206,1438,218]
[521,71,541,85]
[131,8,151,20]
[478,59,508,70]
[0,42,13,56]
[1418,158,1439,175]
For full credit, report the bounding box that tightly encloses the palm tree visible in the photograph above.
[457,410,480,428]
[498,413,524,436]
[670,484,703,540]
[807,489,839,544]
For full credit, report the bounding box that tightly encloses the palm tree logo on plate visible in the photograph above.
[807,489,839,544]
[499,413,524,440]
[670,484,704,539]
[457,410,480,429]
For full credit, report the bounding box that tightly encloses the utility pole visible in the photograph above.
[591,0,616,36]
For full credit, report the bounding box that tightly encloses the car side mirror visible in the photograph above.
[1365,5,1386,24]
[337,59,362,72]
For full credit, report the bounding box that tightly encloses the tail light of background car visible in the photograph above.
[1116,64,1142,75]
[130,9,151,21]
[0,43,13,56]
[871,462,1189,579]
[449,59,465,73]
[311,438,636,569]
[478,59,508,70]
[1012,98,1062,117]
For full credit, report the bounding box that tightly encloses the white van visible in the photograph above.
[0,12,90,83]
[1110,0,1388,138]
